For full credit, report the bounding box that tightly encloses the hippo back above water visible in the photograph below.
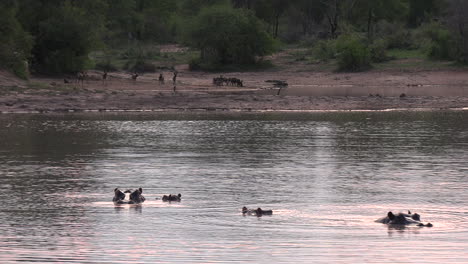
[376,211,432,227]
[113,188,146,205]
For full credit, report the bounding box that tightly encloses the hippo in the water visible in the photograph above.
[376,211,433,227]
[162,194,181,202]
[242,207,273,216]
[113,188,146,205]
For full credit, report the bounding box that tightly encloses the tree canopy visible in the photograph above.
[1,0,467,77]
[0,0,32,78]
[186,6,275,67]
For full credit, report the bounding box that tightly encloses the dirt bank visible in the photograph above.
[1,49,468,113]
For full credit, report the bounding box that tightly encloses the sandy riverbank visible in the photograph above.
[1,49,468,113]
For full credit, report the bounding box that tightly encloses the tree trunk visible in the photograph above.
[326,0,340,39]
[459,22,468,63]
[274,14,280,38]
[367,8,373,41]
[326,13,338,39]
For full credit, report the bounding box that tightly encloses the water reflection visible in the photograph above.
[0,112,467,263]
[114,204,143,214]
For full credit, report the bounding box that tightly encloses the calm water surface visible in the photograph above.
[0,112,467,263]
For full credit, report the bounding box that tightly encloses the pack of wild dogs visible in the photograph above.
[63,71,111,86]
[212,75,244,87]
[62,71,288,92]
[64,72,291,91]
[63,71,245,89]
[113,188,433,226]
[63,71,171,84]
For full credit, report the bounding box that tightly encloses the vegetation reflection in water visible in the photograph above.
[0,111,467,264]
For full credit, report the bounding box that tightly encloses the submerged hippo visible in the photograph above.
[242,207,273,216]
[376,211,433,227]
[113,188,146,205]
[162,194,181,202]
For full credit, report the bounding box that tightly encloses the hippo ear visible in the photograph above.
[412,213,421,221]
[139,188,143,193]
[114,188,118,192]
[178,194,181,197]
[387,212,395,220]
[408,210,411,214]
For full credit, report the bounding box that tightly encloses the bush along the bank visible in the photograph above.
[421,22,459,61]
[370,39,391,63]
[32,2,99,74]
[310,39,337,62]
[335,35,371,72]
[124,59,157,73]
[0,2,32,79]
[95,59,119,72]
[185,6,276,70]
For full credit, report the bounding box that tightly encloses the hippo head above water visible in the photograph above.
[376,211,432,227]
[162,193,182,202]
[242,207,273,216]
[113,188,146,205]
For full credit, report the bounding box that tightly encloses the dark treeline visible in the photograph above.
[1,0,467,77]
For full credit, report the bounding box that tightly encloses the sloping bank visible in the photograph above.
[1,90,468,113]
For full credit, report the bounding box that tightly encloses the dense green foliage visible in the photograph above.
[32,2,100,74]
[420,22,459,60]
[310,39,336,62]
[186,6,275,69]
[369,39,390,63]
[0,0,32,79]
[1,0,468,77]
[335,35,371,71]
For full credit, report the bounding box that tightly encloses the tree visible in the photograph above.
[105,0,139,40]
[180,0,229,16]
[407,0,446,27]
[0,0,33,79]
[231,0,255,9]
[292,0,326,36]
[350,0,408,40]
[186,6,275,67]
[133,0,179,42]
[252,0,290,38]
[270,0,290,38]
[32,1,100,74]
[321,0,341,38]
[335,34,371,71]
[446,0,468,62]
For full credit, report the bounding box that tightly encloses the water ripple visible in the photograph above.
[0,112,467,263]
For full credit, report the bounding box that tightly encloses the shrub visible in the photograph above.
[95,60,118,72]
[370,39,390,63]
[32,2,99,74]
[132,60,157,73]
[335,35,371,71]
[310,39,337,62]
[375,21,414,49]
[0,2,33,79]
[121,46,161,60]
[188,57,204,71]
[0,44,31,80]
[420,22,459,61]
[124,59,156,73]
[184,6,276,69]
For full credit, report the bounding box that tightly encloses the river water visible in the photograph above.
[0,111,467,263]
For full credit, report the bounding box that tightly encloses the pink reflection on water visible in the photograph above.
[91,200,187,208]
